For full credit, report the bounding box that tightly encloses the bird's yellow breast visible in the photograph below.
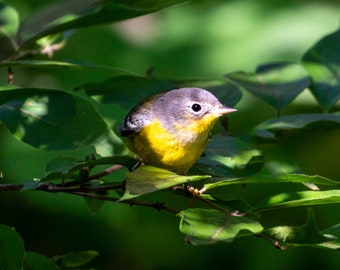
[128,116,218,174]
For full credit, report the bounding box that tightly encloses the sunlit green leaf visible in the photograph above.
[252,190,340,212]
[226,62,310,110]
[178,208,263,245]
[121,166,210,200]
[24,252,60,270]
[0,3,19,36]
[302,29,340,112]
[0,88,108,150]
[204,174,339,191]
[0,225,25,270]
[252,113,340,142]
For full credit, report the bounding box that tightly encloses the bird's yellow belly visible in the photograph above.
[129,119,210,174]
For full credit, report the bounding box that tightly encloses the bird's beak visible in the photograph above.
[214,106,237,116]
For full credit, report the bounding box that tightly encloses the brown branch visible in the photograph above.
[0,181,179,214]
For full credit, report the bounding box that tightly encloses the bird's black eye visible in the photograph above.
[191,103,202,112]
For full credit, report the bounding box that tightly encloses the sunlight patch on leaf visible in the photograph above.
[178,208,263,245]
[120,166,210,200]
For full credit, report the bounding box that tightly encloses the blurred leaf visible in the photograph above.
[19,0,188,49]
[178,208,263,245]
[24,252,60,270]
[83,197,106,214]
[76,75,177,108]
[42,155,137,182]
[0,60,134,74]
[0,88,108,150]
[58,250,99,268]
[252,113,340,142]
[22,179,40,191]
[207,81,243,107]
[0,224,25,270]
[226,62,310,110]
[302,29,340,112]
[252,190,340,212]
[0,3,19,36]
[264,208,330,247]
[121,165,210,200]
[319,223,340,249]
[204,174,339,191]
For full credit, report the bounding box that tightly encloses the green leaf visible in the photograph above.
[76,75,178,108]
[24,252,60,270]
[252,113,340,142]
[178,208,263,245]
[0,87,108,150]
[319,223,340,249]
[22,179,40,191]
[0,224,25,270]
[204,174,339,191]
[0,3,20,36]
[19,0,188,49]
[302,29,340,112]
[195,136,263,177]
[209,81,242,107]
[121,166,210,200]
[0,60,133,74]
[58,250,98,268]
[264,208,330,247]
[252,190,340,212]
[226,62,310,110]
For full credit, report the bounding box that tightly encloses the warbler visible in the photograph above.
[118,87,236,174]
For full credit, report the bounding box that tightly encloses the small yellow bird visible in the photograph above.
[118,87,236,174]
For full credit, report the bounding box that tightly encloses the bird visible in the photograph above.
[118,87,236,174]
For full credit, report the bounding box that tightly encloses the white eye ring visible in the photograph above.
[191,103,202,112]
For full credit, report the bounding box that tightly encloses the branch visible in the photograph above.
[0,181,179,214]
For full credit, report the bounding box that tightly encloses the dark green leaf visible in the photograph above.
[252,113,340,142]
[0,60,133,74]
[252,190,340,212]
[264,208,330,247]
[24,252,60,270]
[19,0,188,49]
[0,88,108,150]
[226,62,310,110]
[302,29,340,112]
[76,75,177,108]
[319,223,340,249]
[194,136,263,177]
[178,208,263,245]
[197,81,242,107]
[59,250,99,268]
[0,225,25,270]
[83,197,106,214]
[21,179,40,191]
[121,166,210,200]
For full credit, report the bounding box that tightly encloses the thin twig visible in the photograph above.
[88,165,124,180]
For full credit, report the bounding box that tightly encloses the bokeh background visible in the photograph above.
[0,0,339,269]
